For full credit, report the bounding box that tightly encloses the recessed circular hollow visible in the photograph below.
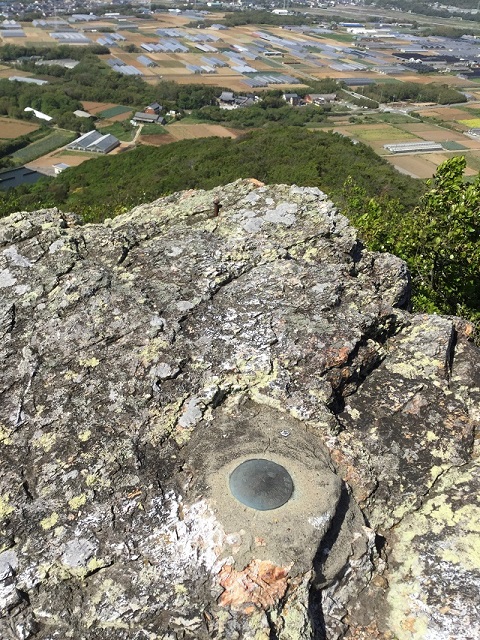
[229,459,294,511]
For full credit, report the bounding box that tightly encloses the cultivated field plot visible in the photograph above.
[385,154,448,179]
[339,123,419,143]
[18,26,58,45]
[82,102,119,115]
[459,118,480,128]
[26,150,95,175]
[11,130,76,164]
[442,141,468,150]
[416,107,475,121]
[139,133,177,146]
[401,74,475,88]
[396,122,476,145]
[99,105,133,119]
[0,65,15,78]
[0,117,39,139]
[167,123,241,141]
[81,102,133,122]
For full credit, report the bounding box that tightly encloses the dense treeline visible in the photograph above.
[0,78,86,131]
[193,101,330,127]
[0,44,109,62]
[0,127,423,220]
[362,81,466,105]
[222,10,316,27]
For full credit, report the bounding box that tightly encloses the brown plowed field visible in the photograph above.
[416,107,471,121]
[0,117,39,139]
[167,123,240,140]
[139,133,177,146]
[81,102,117,114]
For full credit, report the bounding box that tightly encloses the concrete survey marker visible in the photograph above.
[229,458,294,510]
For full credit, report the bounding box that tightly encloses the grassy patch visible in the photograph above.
[140,123,167,135]
[11,129,76,164]
[179,115,212,124]
[98,105,133,118]
[98,123,135,141]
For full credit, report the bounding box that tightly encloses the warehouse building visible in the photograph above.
[67,131,120,154]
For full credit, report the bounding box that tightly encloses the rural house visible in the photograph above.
[145,102,162,114]
[282,93,300,106]
[133,112,166,125]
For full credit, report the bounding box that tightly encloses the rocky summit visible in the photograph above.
[0,179,479,640]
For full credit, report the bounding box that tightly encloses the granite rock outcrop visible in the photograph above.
[0,179,478,639]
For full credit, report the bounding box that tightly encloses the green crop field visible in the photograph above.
[98,105,133,118]
[442,141,468,151]
[140,123,167,135]
[11,130,76,164]
[347,125,418,142]
[98,123,135,141]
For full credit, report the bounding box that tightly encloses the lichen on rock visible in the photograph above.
[0,179,478,639]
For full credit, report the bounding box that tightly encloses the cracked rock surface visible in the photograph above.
[0,179,478,639]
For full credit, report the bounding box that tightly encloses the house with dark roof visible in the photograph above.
[145,102,162,114]
[282,93,300,105]
[305,93,337,105]
[219,91,235,104]
[133,112,166,125]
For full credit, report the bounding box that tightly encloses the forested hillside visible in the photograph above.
[0,127,422,220]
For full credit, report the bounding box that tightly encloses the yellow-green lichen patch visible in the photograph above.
[33,432,57,452]
[0,493,14,519]
[387,461,480,639]
[78,429,91,442]
[0,424,13,445]
[41,512,59,530]
[68,494,87,510]
[79,357,100,368]
[139,337,170,366]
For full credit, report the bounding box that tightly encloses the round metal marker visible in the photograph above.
[229,459,294,511]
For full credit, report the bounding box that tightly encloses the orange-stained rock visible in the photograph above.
[218,560,289,610]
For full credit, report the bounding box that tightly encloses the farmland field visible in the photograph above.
[139,133,177,146]
[396,122,477,144]
[385,153,449,179]
[0,117,40,139]
[167,123,241,141]
[340,124,419,143]
[417,107,476,121]
[11,130,76,164]
[98,123,135,142]
[81,102,118,115]
[140,124,168,135]
[459,118,480,128]
[99,105,133,119]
